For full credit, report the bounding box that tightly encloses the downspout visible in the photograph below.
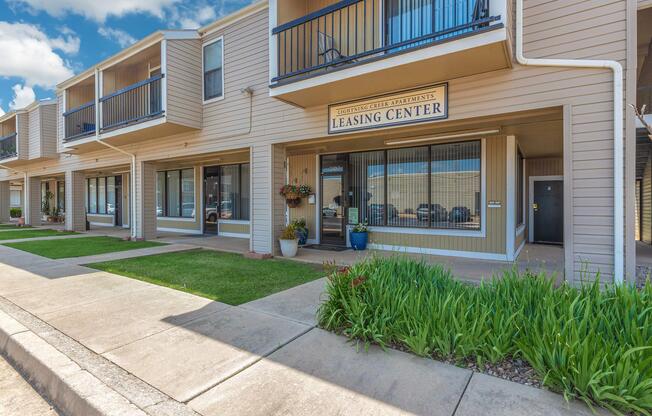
[515,0,624,284]
[92,68,138,240]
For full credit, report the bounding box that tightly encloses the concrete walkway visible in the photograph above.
[0,244,599,415]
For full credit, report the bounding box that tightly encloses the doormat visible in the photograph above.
[302,244,350,252]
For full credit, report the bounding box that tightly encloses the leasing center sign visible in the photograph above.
[328,83,448,134]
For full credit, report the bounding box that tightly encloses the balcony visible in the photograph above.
[101,74,163,131]
[0,133,17,161]
[270,0,511,107]
[60,31,202,151]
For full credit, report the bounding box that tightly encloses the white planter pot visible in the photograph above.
[279,239,299,258]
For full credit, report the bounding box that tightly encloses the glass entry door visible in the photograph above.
[320,154,348,246]
[204,166,219,234]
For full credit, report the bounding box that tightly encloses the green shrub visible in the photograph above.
[318,256,652,415]
[9,207,21,218]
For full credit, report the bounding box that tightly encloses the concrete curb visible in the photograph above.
[0,309,146,416]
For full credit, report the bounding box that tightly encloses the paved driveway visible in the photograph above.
[0,244,598,415]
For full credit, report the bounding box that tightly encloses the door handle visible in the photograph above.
[533,203,538,211]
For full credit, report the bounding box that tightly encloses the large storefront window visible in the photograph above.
[157,169,195,218]
[218,163,250,220]
[430,141,481,230]
[347,140,482,230]
[87,176,119,215]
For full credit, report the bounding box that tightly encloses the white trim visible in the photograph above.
[161,30,200,40]
[99,117,166,140]
[218,219,250,225]
[156,226,202,234]
[269,28,507,100]
[268,0,277,83]
[506,135,516,261]
[480,138,487,237]
[161,40,168,116]
[200,165,205,234]
[367,243,508,261]
[516,153,526,229]
[315,154,321,244]
[368,226,484,238]
[87,213,115,218]
[202,36,225,104]
[157,216,197,222]
[89,222,115,228]
[219,232,250,239]
[528,175,563,243]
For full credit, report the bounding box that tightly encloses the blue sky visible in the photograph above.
[0,0,253,115]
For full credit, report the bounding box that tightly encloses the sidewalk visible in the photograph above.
[0,245,600,415]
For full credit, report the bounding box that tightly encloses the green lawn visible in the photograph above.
[0,229,76,241]
[5,236,165,259]
[89,249,325,305]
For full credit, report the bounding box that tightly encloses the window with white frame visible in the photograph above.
[86,176,117,215]
[203,38,223,101]
[156,169,195,218]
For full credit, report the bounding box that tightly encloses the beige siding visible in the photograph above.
[88,214,114,225]
[643,156,652,243]
[28,106,41,160]
[0,1,630,283]
[16,113,29,161]
[40,104,58,158]
[166,39,202,129]
[287,154,317,240]
[65,171,86,232]
[219,222,250,234]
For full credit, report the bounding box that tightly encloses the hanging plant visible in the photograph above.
[280,184,300,200]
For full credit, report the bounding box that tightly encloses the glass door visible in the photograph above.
[320,154,348,246]
[204,166,219,234]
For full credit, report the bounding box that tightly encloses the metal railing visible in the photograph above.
[272,0,496,83]
[100,74,164,131]
[639,85,652,110]
[63,101,96,141]
[0,133,17,159]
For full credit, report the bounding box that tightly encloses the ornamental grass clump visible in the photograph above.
[317,256,652,415]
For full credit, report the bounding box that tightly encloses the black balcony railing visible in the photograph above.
[63,101,96,141]
[272,0,497,83]
[0,133,17,160]
[100,74,164,131]
[639,86,652,110]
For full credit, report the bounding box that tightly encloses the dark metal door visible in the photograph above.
[533,180,563,244]
[115,176,122,227]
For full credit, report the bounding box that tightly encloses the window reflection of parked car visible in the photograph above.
[449,206,471,224]
[368,203,397,223]
[205,205,218,222]
[416,204,448,222]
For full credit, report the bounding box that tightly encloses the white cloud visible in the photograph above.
[173,4,216,29]
[98,27,137,48]
[0,106,5,117]
[0,22,76,89]
[9,0,180,22]
[9,84,36,110]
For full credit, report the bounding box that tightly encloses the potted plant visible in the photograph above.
[280,184,301,208]
[349,222,369,250]
[279,224,299,257]
[291,218,309,245]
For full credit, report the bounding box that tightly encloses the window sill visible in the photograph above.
[203,94,225,105]
[217,219,249,224]
[364,225,485,238]
[157,216,196,222]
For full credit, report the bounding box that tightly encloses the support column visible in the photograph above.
[134,160,157,240]
[250,143,287,255]
[0,181,10,223]
[65,171,86,232]
[25,176,41,226]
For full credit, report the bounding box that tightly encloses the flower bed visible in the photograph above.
[318,256,652,415]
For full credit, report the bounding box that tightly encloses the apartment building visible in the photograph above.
[0,0,645,284]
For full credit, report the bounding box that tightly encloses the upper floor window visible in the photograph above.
[203,38,224,102]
